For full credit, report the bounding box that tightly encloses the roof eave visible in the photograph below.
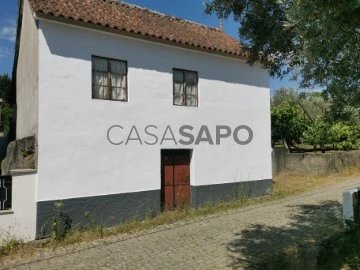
[34,12,249,62]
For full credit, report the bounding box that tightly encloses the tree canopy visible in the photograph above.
[0,74,13,135]
[0,74,12,104]
[205,0,360,106]
[271,87,360,151]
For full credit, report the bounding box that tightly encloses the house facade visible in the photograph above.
[0,0,272,240]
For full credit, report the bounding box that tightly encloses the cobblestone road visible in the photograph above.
[2,178,360,270]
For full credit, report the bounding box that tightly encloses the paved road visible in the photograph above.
[2,178,359,270]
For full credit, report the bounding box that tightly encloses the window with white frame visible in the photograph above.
[173,69,198,107]
[92,56,128,101]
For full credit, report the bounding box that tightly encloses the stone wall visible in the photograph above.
[1,136,37,175]
[272,148,360,176]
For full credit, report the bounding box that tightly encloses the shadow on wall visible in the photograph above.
[226,200,342,269]
[40,21,268,88]
[0,136,8,164]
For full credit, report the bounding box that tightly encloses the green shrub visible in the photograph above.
[303,120,331,147]
[330,123,360,150]
[51,202,72,241]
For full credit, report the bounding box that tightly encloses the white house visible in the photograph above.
[0,0,272,241]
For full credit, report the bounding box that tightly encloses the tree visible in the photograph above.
[272,87,330,121]
[271,99,308,148]
[271,87,298,107]
[205,0,360,106]
[0,74,12,103]
[299,92,330,121]
[0,74,13,135]
[303,121,331,152]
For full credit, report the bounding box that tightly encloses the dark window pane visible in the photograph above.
[173,69,198,107]
[92,56,128,102]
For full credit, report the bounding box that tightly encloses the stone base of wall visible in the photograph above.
[36,179,273,238]
[191,179,272,207]
[36,190,161,239]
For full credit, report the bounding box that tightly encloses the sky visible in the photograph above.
[0,0,299,91]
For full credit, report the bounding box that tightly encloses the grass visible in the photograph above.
[274,166,360,196]
[0,238,23,257]
[2,166,360,261]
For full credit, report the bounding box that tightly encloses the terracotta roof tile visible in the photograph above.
[28,0,247,58]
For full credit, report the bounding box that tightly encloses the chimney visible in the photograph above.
[219,19,223,31]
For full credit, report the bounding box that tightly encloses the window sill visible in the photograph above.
[10,169,37,175]
[173,104,199,108]
[92,98,128,103]
[0,210,14,216]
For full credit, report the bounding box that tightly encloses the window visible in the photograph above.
[92,56,128,101]
[173,69,198,107]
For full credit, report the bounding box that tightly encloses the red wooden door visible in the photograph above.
[161,150,191,210]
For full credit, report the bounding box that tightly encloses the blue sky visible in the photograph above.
[0,0,17,76]
[0,0,299,91]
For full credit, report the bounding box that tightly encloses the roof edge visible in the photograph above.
[34,11,249,61]
[112,0,222,32]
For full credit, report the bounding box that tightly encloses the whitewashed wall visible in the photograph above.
[37,20,272,202]
[16,0,39,139]
[0,171,37,242]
